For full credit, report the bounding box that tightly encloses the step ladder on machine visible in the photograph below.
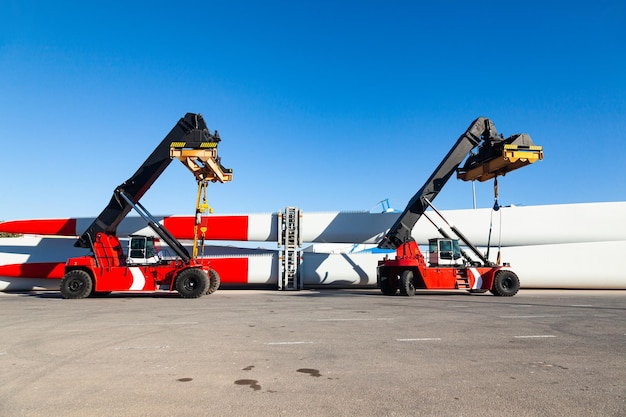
[455,269,470,290]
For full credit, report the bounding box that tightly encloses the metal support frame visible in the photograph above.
[423,197,492,266]
[277,206,302,290]
[118,191,191,263]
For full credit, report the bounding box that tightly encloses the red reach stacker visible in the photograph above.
[60,113,232,299]
[377,117,543,296]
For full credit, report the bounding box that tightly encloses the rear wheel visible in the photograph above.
[60,270,93,299]
[379,276,397,296]
[206,269,220,294]
[176,268,209,298]
[490,270,520,297]
[399,270,416,296]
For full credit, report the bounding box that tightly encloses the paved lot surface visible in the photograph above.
[1,289,625,417]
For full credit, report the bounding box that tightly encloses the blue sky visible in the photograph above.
[1,1,625,221]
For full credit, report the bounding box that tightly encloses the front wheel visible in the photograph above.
[490,270,520,297]
[399,270,416,296]
[60,270,93,299]
[176,268,209,298]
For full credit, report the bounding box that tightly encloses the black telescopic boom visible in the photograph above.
[378,117,497,249]
[75,113,219,248]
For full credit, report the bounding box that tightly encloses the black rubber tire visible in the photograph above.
[399,270,416,296]
[60,270,93,299]
[206,269,220,294]
[176,268,209,298]
[379,276,397,296]
[490,270,520,297]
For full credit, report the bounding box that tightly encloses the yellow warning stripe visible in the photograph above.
[170,141,218,148]
[504,144,543,151]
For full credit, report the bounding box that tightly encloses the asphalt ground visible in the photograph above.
[1,289,625,417]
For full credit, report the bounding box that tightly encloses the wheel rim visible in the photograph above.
[183,277,197,292]
[501,277,513,290]
[68,279,83,293]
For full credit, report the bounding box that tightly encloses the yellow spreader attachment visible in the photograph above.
[169,135,233,259]
[457,133,543,182]
[170,147,233,183]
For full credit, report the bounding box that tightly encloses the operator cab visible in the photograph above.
[127,235,161,265]
[428,238,463,266]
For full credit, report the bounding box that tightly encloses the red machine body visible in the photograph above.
[64,233,214,294]
[377,241,518,296]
